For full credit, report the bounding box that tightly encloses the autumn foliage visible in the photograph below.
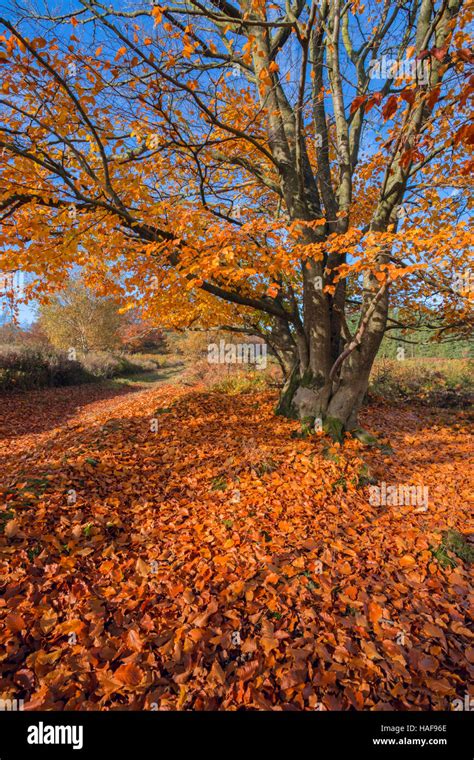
[0,0,472,717]
[0,0,472,428]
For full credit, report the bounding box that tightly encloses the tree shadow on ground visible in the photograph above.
[0,381,145,441]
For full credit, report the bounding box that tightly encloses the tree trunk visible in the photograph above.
[275,274,389,435]
[276,355,372,434]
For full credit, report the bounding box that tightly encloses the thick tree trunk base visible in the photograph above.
[276,368,369,440]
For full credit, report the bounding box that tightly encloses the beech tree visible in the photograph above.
[0,0,472,432]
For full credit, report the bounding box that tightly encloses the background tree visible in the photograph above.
[40,279,122,352]
[118,316,168,353]
[0,319,49,346]
[0,0,472,432]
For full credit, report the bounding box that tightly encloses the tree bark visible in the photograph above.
[275,257,389,433]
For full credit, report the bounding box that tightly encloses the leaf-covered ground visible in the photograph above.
[0,383,472,710]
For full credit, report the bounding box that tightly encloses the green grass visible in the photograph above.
[211,371,271,395]
[431,530,474,568]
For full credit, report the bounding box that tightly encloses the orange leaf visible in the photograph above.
[367,602,384,625]
[114,663,143,687]
[5,613,25,633]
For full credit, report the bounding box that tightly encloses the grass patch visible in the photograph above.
[431,529,474,568]
[211,371,270,395]
[211,475,228,491]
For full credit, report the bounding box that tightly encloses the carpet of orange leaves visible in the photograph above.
[0,383,472,710]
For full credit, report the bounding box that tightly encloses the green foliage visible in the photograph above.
[431,530,474,568]
[211,475,228,491]
[441,530,474,564]
[377,322,473,360]
[323,416,345,443]
[351,428,380,446]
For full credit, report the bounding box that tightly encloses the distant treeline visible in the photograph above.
[378,326,473,359]
[344,314,473,360]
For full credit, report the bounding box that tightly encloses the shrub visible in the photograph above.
[43,349,92,387]
[369,358,473,407]
[211,371,271,395]
[79,351,161,378]
[79,351,126,378]
[0,343,168,392]
[0,345,91,392]
[120,355,161,374]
